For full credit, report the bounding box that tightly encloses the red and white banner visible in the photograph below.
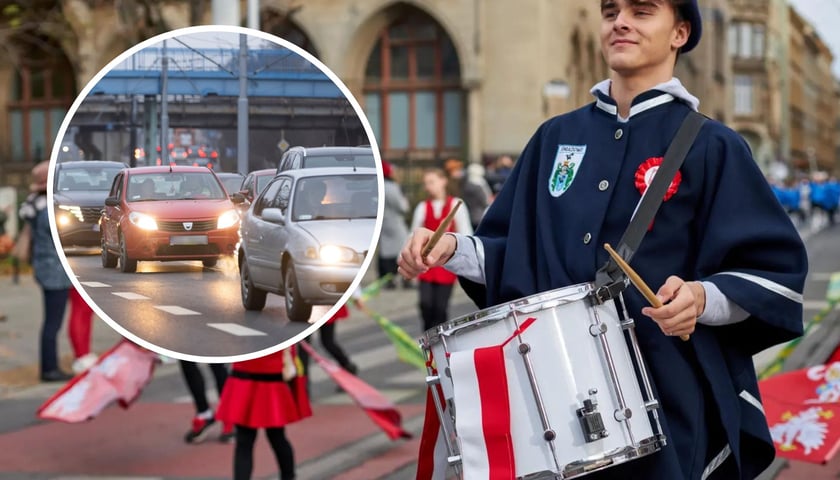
[37,340,158,423]
[416,383,449,480]
[299,342,411,440]
[760,362,840,463]
[449,346,515,480]
[416,318,536,480]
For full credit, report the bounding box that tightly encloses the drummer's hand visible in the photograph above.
[641,276,705,338]
[397,228,457,279]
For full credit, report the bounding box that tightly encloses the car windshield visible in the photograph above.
[56,166,122,192]
[303,153,376,169]
[220,176,244,193]
[292,174,377,221]
[127,172,227,202]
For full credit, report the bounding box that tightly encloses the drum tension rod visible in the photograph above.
[511,310,562,474]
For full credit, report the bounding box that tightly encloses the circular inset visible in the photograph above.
[48,26,384,363]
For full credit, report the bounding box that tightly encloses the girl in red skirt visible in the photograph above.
[216,346,311,480]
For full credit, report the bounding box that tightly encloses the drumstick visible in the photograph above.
[604,243,690,341]
[421,200,463,258]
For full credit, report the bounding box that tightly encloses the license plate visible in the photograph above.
[170,235,208,246]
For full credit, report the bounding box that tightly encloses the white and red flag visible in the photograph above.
[37,340,158,423]
[760,362,840,463]
[299,341,411,440]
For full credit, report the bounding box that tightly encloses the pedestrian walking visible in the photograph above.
[20,161,73,382]
[378,161,410,289]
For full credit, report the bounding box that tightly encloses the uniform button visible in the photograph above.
[583,233,592,244]
[614,128,623,140]
[598,180,609,191]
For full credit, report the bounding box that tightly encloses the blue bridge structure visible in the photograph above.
[67,45,368,170]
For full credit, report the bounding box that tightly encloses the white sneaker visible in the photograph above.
[72,353,99,374]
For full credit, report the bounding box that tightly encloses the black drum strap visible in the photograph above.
[594,111,707,295]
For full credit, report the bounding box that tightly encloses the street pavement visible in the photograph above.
[65,250,310,358]
[1,216,838,479]
[0,260,475,480]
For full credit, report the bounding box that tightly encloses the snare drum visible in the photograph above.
[420,282,665,479]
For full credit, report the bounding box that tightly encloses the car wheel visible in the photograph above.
[101,235,117,268]
[284,263,312,322]
[118,231,137,273]
[240,258,267,311]
[202,258,218,268]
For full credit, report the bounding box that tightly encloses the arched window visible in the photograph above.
[363,11,463,158]
[8,41,75,163]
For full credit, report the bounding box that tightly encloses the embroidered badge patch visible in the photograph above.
[634,156,682,200]
[549,145,587,197]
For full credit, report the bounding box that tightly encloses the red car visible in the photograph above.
[100,166,242,272]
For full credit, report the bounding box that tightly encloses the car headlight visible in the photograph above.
[57,213,72,228]
[217,210,239,229]
[57,205,83,222]
[128,211,158,230]
[317,245,359,264]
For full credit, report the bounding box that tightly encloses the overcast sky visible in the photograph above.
[787,0,840,77]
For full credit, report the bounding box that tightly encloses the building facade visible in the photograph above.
[676,0,731,124]
[2,0,837,192]
[787,5,837,174]
[729,0,838,176]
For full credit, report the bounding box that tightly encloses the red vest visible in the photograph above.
[418,197,458,285]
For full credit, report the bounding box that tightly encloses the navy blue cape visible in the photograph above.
[461,92,808,479]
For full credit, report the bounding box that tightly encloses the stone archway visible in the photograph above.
[262,8,321,59]
[340,2,468,201]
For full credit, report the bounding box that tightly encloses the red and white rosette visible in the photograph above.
[634,156,682,200]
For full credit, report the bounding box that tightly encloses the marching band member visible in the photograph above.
[399,0,808,478]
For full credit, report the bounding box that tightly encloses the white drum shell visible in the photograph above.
[425,283,659,478]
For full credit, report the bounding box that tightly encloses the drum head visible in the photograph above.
[423,282,595,345]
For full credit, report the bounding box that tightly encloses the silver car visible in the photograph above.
[238,167,379,321]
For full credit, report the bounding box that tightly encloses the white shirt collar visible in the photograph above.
[589,78,700,122]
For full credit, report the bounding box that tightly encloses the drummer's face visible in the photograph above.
[423,172,448,199]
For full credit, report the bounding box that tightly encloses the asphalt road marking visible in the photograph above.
[80,281,111,288]
[112,292,150,300]
[207,323,268,336]
[155,306,201,315]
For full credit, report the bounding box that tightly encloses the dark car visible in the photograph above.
[239,168,277,204]
[216,172,245,194]
[100,166,241,272]
[276,146,376,174]
[53,160,127,247]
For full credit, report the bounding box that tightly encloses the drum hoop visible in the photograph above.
[423,282,597,344]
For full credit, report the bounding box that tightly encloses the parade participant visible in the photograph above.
[180,361,233,443]
[410,168,472,332]
[399,0,808,478]
[216,347,310,480]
